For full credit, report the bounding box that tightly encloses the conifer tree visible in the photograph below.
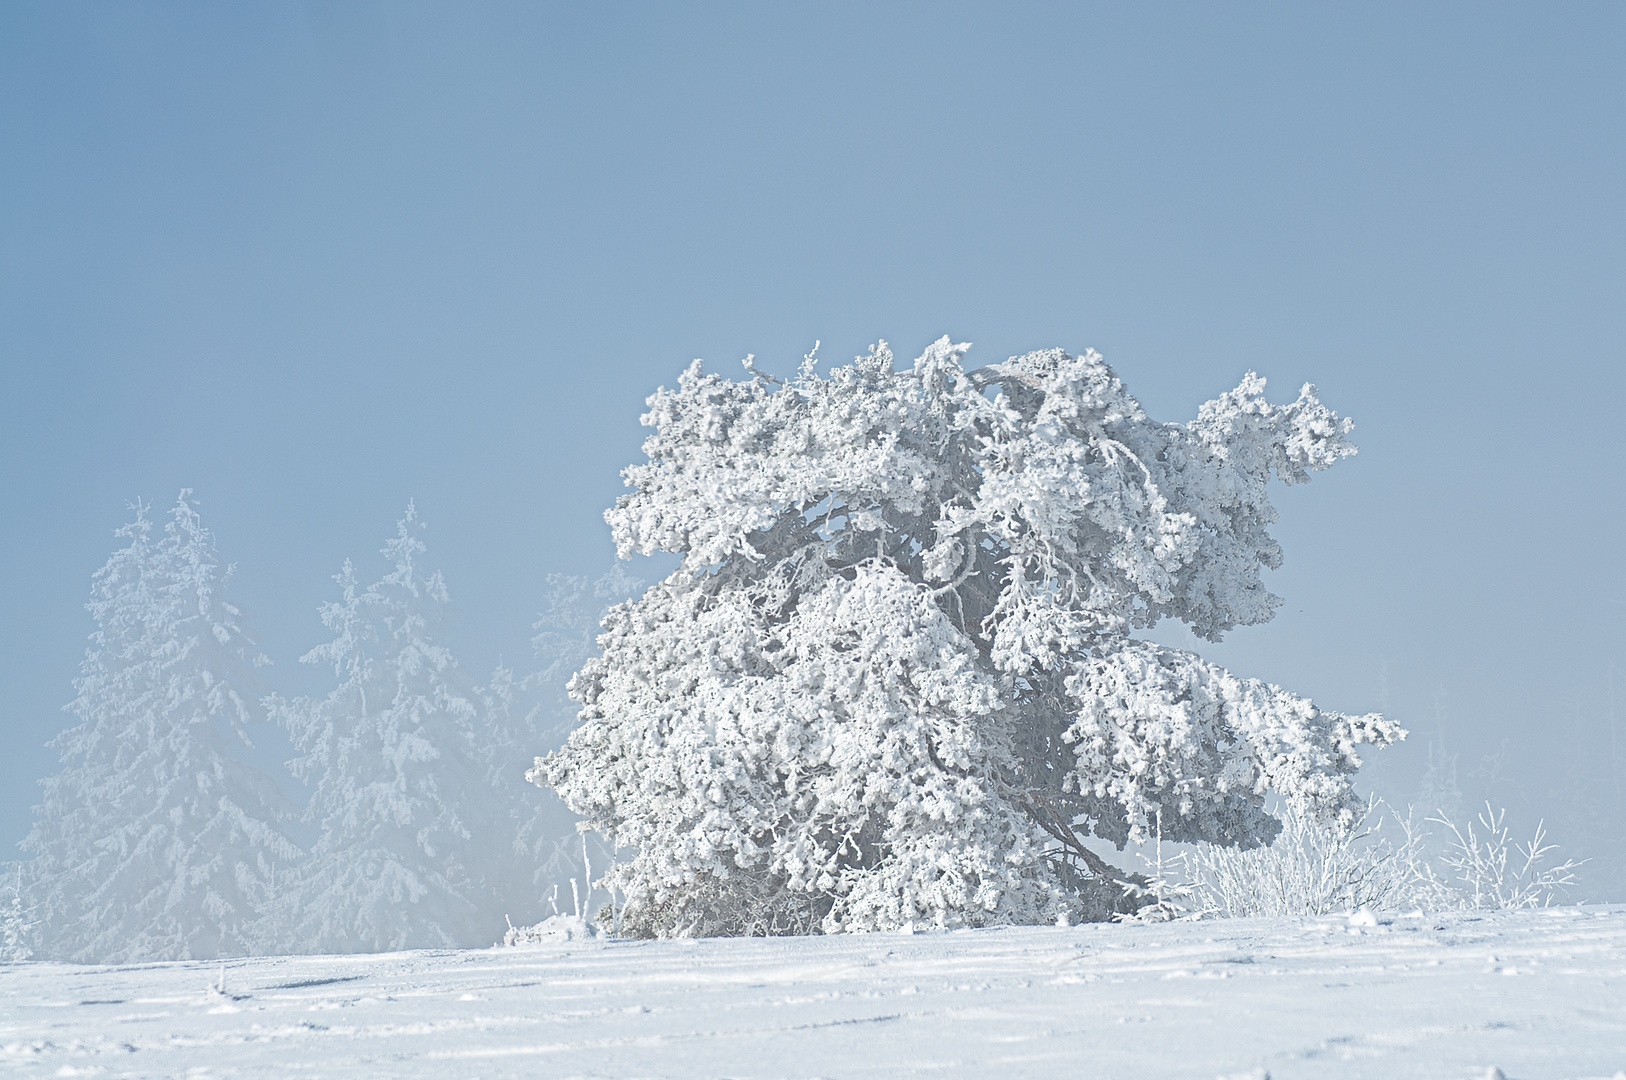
[526,565,647,747]
[494,566,645,924]
[2,865,33,962]
[274,504,509,952]
[21,494,296,961]
[540,339,1404,935]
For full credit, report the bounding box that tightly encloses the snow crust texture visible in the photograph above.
[2,907,1622,1079]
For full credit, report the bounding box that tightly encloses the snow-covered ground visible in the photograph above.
[3,907,1624,1080]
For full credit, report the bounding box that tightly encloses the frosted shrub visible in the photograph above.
[1178,800,1579,916]
[1432,803,1581,910]
[1181,801,1422,917]
[539,338,1401,935]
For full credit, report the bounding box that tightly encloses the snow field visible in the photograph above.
[4,906,1625,1079]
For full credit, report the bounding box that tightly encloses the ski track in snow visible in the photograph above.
[3,907,1625,1079]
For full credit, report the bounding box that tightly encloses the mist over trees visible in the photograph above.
[19,494,297,962]
[12,496,630,960]
[268,505,516,952]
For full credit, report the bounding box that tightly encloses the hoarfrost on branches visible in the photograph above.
[540,338,1403,935]
[1431,803,1582,910]
[1170,800,1580,917]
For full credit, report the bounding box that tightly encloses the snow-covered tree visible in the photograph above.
[494,567,645,924]
[273,504,511,952]
[2,865,33,962]
[537,338,1403,936]
[527,565,647,747]
[21,494,297,961]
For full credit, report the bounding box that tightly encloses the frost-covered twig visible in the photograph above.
[1429,803,1582,910]
[1179,798,1414,917]
[1173,799,1581,918]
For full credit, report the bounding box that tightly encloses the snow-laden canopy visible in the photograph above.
[540,339,1402,935]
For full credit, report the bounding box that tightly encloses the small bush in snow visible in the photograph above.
[1176,800,1580,917]
[1431,803,1581,910]
[1180,801,1424,917]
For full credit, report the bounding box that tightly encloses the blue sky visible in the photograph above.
[3,3,1623,887]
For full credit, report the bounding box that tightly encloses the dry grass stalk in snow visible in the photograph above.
[1177,800,1582,916]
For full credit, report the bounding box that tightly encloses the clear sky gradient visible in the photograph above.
[3,4,1623,890]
